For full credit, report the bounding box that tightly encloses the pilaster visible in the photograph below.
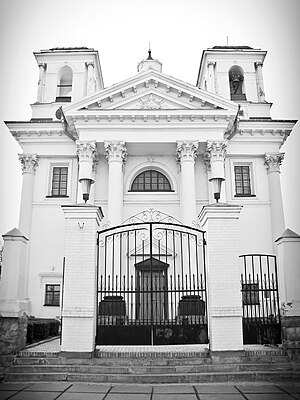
[61,205,104,354]
[255,62,265,102]
[86,61,95,96]
[104,140,127,226]
[199,204,244,351]
[176,140,198,226]
[37,63,46,103]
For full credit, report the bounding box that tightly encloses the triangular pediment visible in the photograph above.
[63,70,238,115]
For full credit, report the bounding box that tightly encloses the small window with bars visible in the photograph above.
[44,284,60,306]
[51,167,68,197]
[234,165,253,196]
[242,283,260,305]
[130,170,172,192]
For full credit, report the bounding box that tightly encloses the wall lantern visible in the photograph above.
[210,176,224,203]
[79,178,93,203]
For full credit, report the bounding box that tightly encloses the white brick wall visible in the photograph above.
[199,204,244,351]
[60,206,102,353]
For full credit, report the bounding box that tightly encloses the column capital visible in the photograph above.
[86,61,94,68]
[255,62,263,68]
[207,61,216,67]
[264,152,285,173]
[176,140,198,163]
[18,154,39,174]
[204,140,227,168]
[76,140,99,166]
[104,140,127,164]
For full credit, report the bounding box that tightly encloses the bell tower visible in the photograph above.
[32,47,104,120]
[197,46,270,118]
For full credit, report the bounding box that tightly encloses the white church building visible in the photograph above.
[1,45,299,356]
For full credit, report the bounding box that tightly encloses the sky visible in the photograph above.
[0,0,299,240]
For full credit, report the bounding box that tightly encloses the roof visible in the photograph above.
[40,47,95,53]
[211,46,254,50]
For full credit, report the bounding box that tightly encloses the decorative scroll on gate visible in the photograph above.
[96,210,208,345]
[240,254,281,345]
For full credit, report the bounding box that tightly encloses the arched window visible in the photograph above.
[56,66,73,102]
[229,65,246,100]
[130,170,172,192]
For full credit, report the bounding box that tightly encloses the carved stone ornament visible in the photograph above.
[139,94,164,110]
[18,154,39,174]
[76,141,99,167]
[264,153,285,173]
[204,141,228,168]
[176,141,199,163]
[104,140,127,164]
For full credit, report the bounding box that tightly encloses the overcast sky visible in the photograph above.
[0,0,299,239]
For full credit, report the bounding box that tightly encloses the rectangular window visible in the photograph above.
[44,284,60,306]
[234,166,252,196]
[51,167,68,197]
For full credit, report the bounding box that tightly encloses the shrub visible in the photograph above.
[26,318,60,344]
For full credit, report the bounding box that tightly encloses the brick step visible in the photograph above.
[5,370,300,384]
[8,362,300,375]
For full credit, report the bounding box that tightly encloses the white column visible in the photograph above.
[199,204,244,352]
[0,229,29,316]
[204,141,227,203]
[37,63,46,103]
[105,141,127,226]
[61,205,103,355]
[207,61,216,94]
[76,141,99,204]
[264,153,285,245]
[176,140,198,226]
[255,62,265,102]
[86,61,95,96]
[18,154,39,239]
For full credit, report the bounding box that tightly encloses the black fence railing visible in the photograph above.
[240,254,281,345]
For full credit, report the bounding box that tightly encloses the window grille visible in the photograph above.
[131,170,172,192]
[51,167,68,196]
[44,284,60,306]
[234,166,251,196]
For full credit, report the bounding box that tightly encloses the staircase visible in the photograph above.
[5,346,300,384]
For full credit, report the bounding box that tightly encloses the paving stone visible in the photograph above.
[58,393,106,400]
[10,392,61,400]
[243,394,292,400]
[110,385,153,393]
[105,394,151,400]
[277,385,300,393]
[0,383,32,391]
[153,385,195,393]
[66,383,111,393]
[24,382,72,392]
[198,395,245,400]
[236,385,284,393]
[195,385,239,393]
[152,394,197,400]
[0,392,19,400]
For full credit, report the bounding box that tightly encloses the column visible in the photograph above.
[76,141,99,204]
[105,141,127,226]
[207,61,216,94]
[61,205,103,355]
[255,62,265,102]
[37,63,46,103]
[176,140,198,226]
[18,154,39,239]
[204,141,227,203]
[199,204,244,352]
[86,61,95,96]
[264,153,285,245]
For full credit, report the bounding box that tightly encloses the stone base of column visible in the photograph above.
[199,203,244,352]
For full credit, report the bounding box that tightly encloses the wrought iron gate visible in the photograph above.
[240,254,281,345]
[96,211,208,345]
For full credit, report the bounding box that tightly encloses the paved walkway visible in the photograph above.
[0,382,300,400]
